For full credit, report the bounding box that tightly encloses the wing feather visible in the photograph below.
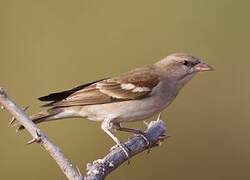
[42,67,160,107]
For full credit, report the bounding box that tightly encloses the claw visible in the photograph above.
[119,143,130,161]
[136,134,152,154]
[112,142,131,165]
[138,134,150,146]
[110,144,119,151]
[136,133,150,152]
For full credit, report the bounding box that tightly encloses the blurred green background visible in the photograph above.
[0,0,249,179]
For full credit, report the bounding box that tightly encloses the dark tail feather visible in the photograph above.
[38,78,106,102]
[17,108,63,131]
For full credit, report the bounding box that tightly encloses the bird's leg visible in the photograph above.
[101,119,130,161]
[113,123,150,147]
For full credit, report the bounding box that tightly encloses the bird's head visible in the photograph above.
[155,53,214,86]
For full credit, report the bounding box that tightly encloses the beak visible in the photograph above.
[194,62,214,72]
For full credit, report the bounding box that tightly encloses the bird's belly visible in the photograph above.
[81,94,172,123]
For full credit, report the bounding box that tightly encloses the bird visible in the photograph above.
[17,53,213,158]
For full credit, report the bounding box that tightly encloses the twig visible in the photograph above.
[0,87,167,180]
[0,87,83,180]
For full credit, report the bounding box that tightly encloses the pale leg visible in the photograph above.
[113,123,150,146]
[101,118,130,159]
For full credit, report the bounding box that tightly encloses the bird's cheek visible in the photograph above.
[187,68,194,74]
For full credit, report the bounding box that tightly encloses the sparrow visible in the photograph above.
[18,53,213,157]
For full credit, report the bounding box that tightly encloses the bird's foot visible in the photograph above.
[133,133,152,154]
[136,133,150,146]
[110,142,131,164]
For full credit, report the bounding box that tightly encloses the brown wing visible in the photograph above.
[45,67,160,107]
[38,79,106,102]
[39,79,107,107]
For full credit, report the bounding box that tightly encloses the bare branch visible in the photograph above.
[0,87,83,180]
[0,87,167,180]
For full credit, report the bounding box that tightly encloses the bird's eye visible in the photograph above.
[183,60,192,67]
[183,60,200,68]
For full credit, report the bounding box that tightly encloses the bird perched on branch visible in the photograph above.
[17,53,213,158]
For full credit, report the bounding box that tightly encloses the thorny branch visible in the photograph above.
[0,87,167,180]
[0,87,83,180]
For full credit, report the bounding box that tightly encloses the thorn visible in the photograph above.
[26,138,37,145]
[76,166,83,177]
[158,136,166,141]
[166,135,171,139]
[15,124,22,133]
[35,129,41,138]
[160,134,166,137]
[145,142,152,154]
[158,134,170,141]
[9,105,30,128]
[155,134,171,146]
[157,113,161,121]
[8,117,16,128]
[22,105,30,112]
[157,141,162,146]
[146,148,152,154]
[143,121,149,127]
[26,130,42,145]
